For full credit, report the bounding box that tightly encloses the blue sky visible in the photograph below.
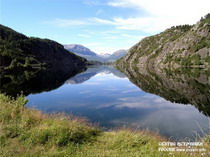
[1,0,209,54]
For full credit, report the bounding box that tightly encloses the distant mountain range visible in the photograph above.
[63,44,97,56]
[107,49,128,62]
[63,44,127,62]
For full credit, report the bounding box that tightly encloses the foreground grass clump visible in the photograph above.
[0,94,209,156]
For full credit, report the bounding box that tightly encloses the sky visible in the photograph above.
[1,0,210,54]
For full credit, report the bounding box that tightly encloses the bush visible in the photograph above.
[205,56,210,64]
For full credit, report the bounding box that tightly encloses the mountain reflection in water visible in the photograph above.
[0,65,210,140]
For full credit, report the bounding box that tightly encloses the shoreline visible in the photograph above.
[0,94,209,156]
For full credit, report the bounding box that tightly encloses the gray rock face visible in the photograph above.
[117,14,210,70]
[116,14,210,116]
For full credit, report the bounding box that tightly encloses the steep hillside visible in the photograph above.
[116,14,210,116]
[117,14,210,70]
[64,44,97,56]
[64,44,107,62]
[106,49,128,62]
[0,25,87,70]
[0,67,86,97]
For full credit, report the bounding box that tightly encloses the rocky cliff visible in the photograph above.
[116,14,210,116]
[117,14,210,70]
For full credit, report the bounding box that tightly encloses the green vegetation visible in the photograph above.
[1,94,209,156]
[129,24,192,58]
[162,53,203,67]
[200,13,210,27]
[163,53,174,64]
[119,24,194,70]
[0,25,39,69]
[205,56,210,64]
[169,25,192,42]
[0,66,86,97]
[164,67,202,79]
[180,54,202,66]
[117,60,210,114]
[117,14,210,70]
[192,35,210,52]
[0,24,87,70]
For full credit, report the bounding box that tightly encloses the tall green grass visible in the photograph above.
[0,94,209,156]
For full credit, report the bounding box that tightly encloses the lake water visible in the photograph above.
[1,65,209,140]
[21,65,209,141]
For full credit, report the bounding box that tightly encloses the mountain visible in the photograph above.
[0,25,87,70]
[0,67,86,97]
[63,44,97,56]
[106,49,128,62]
[98,53,111,58]
[116,14,210,116]
[65,65,126,84]
[117,13,210,70]
[64,44,107,62]
[64,44,127,62]
[117,65,210,116]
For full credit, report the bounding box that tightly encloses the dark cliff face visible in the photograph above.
[0,24,87,69]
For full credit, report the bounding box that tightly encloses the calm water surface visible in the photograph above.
[23,66,210,141]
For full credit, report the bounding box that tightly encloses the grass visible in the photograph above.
[0,94,210,156]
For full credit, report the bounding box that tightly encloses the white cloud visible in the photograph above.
[121,89,140,93]
[47,18,89,27]
[88,17,166,33]
[108,0,210,18]
[108,0,210,32]
[89,17,117,25]
[47,18,115,28]
[54,1,209,32]
[46,0,210,54]
[113,17,163,32]
[114,95,191,109]
[107,1,129,7]
[48,13,202,35]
